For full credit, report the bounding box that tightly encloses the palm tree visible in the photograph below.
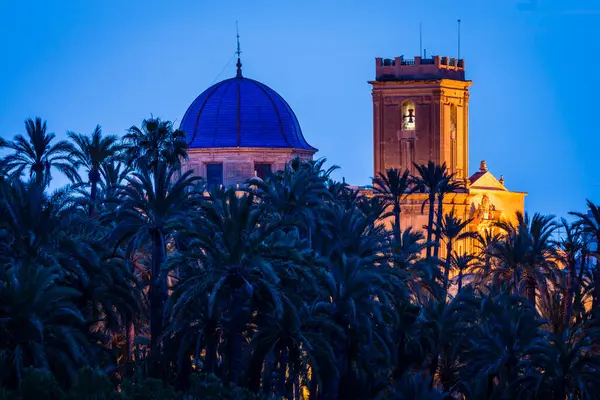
[433,175,463,259]
[0,178,79,267]
[372,168,413,241]
[537,323,600,399]
[175,188,286,385]
[389,373,447,400]
[475,228,501,260]
[96,161,132,213]
[525,212,557,306]
[67,125,123,217]
[419,290,474,392]
[460,291,547,399]
[250,157,333,250]
[556,218,584,329]
[413,162,447,259]
[570,200,600,320]
[106,161,201,370]
[450,253,480,294]
[317,254,394,399]
[122,117,187,170]
[245,297,338,398]
[0,261,96,389]
[0,117,77,186]
[436,211,477,298]
[488,212,556,305]
[390,227,439,302]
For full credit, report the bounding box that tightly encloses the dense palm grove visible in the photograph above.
[1,117,600,399]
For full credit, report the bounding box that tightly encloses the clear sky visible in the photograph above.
[0,0,598,218]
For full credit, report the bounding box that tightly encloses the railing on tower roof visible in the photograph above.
[374,55,466,81]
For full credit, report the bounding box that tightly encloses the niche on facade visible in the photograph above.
[450,103,457,134]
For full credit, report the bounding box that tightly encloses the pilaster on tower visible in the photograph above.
[369,55,472,180]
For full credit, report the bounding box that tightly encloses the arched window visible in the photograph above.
[401,101,416,130]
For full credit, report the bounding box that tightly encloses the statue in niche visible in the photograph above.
[474,195,496,222]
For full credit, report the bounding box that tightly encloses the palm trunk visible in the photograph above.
[89,170,100,217]
[262,353,276,394]
[576,251,588,324]
[125,318,133,362]
[563,258,576,329]
[338,352,353,400]
[524,267,536,306]
[308,372,319,400]
[426,194,435,258]
[323,343,343,400]
[512,267,520,296]
[277,346,288,397]
[392,329,407,379]
[444,240,453,300]
[433,193,444,259]
[577,250,587,289]
[33,162,45,186]
[228,288,246,385]
[294,375,300,400]
[553,376,567,400]
[204,323,218,375]
[593,263,600,322]
[506,354,519,398]
[429,349,439,387]
[457,269,464,293]
[150,229,166,375]
[439,352,454,393]
[89,182,98,217]
[246,349,266,393]
[286,348,300,400]
[393,201,401,242]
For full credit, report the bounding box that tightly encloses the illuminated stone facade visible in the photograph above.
[368,55,526,256]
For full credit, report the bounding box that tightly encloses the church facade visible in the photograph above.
[178,52,526,256]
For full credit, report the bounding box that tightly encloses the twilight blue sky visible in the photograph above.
[0,0,598,218]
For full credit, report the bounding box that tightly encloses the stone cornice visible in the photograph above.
[369,79,472,91]
[469,188,528,196]
[187,147,316,155]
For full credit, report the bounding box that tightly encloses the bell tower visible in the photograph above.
[369,55,472,179]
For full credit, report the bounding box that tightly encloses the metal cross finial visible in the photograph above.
[236,21,241,58]
[236,21,243,77]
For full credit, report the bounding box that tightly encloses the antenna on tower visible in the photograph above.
[457,19,462,60]
[236,21,243,77]
[419,22,423,58]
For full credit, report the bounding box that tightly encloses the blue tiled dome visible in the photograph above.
[180,73,315,151]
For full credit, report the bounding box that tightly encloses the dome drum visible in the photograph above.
[181,147,313,187]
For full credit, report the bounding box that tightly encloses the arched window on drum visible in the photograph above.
[401,100,416,130]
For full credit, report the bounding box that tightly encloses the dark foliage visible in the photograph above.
[1,117,599,399]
